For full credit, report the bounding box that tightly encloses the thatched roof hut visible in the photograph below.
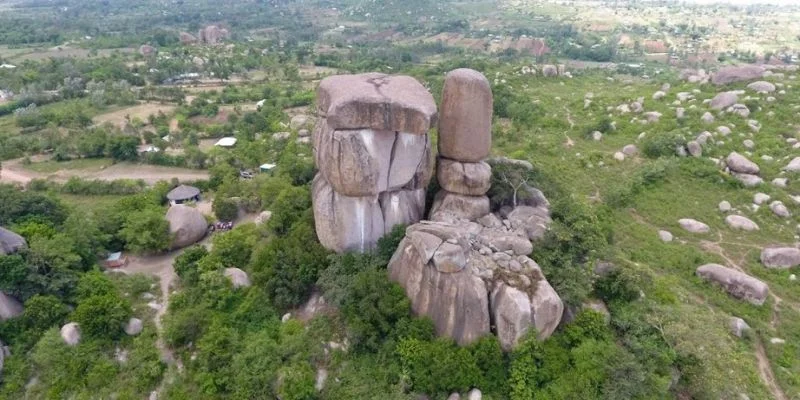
[166,185,201,205]
[0,227,26,255]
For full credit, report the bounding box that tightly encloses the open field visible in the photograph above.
[93,102,177,126]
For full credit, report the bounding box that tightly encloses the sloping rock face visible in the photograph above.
[388,212,562,351]
[166,205,208,249]
[431,69,494,220]
[696,264,768,305]
[312,73,436,252]
[711,65,765,85]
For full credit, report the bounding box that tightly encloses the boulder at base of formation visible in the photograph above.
[388,211,562,351]
[166,205,208,249]
[760,247,800,269]
[696,264,768,305]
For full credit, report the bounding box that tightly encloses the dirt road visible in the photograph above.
[0,158,209,185]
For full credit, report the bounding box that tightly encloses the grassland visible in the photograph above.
[491,65,800,398]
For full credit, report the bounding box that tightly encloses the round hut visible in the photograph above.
[166,185,201,205]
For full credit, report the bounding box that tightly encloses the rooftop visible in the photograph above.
[166,184,201,201]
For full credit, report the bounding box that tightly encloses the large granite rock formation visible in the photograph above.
[388,210,562,351]
[312,73,437,252]
[431,69,494,221]
[0,227,27,255]
[198,25,230,45]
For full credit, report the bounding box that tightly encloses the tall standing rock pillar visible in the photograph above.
[430,69,493,221]
[311,73,437,253]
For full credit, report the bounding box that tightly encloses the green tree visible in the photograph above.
[213,197,239,222]
[23,295,69,333]
[72,293,132,339]
[120,208,170,253]
[174,245,209,286]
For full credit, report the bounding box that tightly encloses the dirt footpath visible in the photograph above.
[0,158,209,185]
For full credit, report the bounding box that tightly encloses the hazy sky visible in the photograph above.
[677,0,798,4]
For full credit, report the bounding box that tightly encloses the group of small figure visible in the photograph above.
[209,221,234,232]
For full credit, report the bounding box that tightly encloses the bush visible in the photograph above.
[173,245,209,286]
[213,198,239,222]
[120,207,171,254]
[641,131,686,159]
[72,293,132,339]
[341,269,412,352]
[397,337,485,396]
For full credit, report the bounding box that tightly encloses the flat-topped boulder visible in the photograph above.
[696,264,768,305]
[317,73,438,135]
[747,81,776,93]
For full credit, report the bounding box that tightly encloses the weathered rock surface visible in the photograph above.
[679,218,710,234]
[0,292,23,321]
[725,215,759,231]
[430,191,490,222]
[711,91,738,110]
[719,201,732,212]
[314,120,432,196]
[747,81,776,93]
[124,318,143,336]
[317,73,437,135]
[312,73,436,252]
[437,159,492,196]
[687,140,702,157]
[198,25,230,45]
[438,69,493,162]
[506,206,551,242]
[313,175,420,253]
[696,264,768,305]
[0,227,27,255]
[224,268,251,288]
[166,205,208,249]
[733,173,763,187]
[730,317,751,338]
[783,157,800,173]
[726,152,760,175]
[388,215,562,350]
[770,201,791,218]
[711,65,765,85]
[659,230,673,242]
[760,247,800,269]
[61,322,81,346]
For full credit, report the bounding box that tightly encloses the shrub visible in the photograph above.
[213,197,239,222]
[72,293,132,339]
[641,131,686,159]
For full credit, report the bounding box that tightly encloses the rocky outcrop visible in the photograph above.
[725,215,759,231]
[747,81,776,93]
[138,45,156,57]
[431,69,494,221]
[166,205,208,249]
[711,65,765,85]
[696,264,768,305]
[312,73,436,252]
[198,25,230,45]
[388,212,561,351]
